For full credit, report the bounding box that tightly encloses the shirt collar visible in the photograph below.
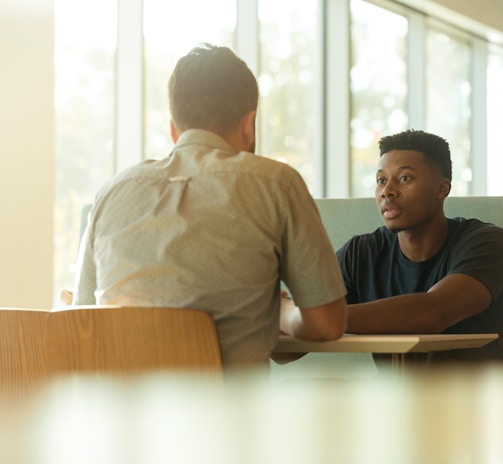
[175,129,235,155]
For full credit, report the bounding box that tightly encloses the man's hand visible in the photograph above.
[280,294,347,341]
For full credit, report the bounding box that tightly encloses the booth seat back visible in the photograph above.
[315,196,503,252]
[81,197,502,258]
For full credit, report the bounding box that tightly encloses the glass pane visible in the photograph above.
[350,0,408,197]
[143,0,236,160]
[487,45,503,195]
[426,26,471,196]
[258,0,319,193]
[54,0,116,302]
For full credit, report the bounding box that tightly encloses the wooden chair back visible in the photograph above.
[47,306,223,377]
[0,308,48,397]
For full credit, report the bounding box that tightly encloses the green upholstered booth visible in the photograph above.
[315,196,503,253]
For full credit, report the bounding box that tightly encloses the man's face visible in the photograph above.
[375,149,449,233]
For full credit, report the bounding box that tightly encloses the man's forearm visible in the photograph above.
[280,297,347,341]
[347,273,492,334]
[346,293,443,334]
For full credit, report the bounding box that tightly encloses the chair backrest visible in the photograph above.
[47,306,223,377]
[0,308,48,397]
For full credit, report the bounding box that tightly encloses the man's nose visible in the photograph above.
[381,180,397,197]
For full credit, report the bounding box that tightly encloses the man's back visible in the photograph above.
[75,130,345,365]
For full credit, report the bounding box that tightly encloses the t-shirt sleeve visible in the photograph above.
[279,171,346,308]
[448,222,503,301]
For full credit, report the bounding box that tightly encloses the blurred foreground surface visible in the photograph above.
[1,365,503,464]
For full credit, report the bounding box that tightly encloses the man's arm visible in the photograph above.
[72,224,97,305]
[346,273,492,334]
[280,296,347,341]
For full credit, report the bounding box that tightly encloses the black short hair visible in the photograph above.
[378,129,452,181]
[168,43,259,136]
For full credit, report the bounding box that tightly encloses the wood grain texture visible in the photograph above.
[47,306,223,376]
[0,308,48,397]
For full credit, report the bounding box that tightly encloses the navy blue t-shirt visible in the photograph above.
[336,218,503,362]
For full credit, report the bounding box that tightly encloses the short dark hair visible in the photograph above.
[168,43,259,137]
[378,129,452,181]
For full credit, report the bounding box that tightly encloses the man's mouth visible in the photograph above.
[382,204,401,219]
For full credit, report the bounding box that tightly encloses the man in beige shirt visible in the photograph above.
[74,44,347,367]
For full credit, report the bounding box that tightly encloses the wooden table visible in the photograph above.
[274,333,499,370]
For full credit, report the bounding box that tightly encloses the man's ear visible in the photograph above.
[170,120,179,143]
[438,178,451,199]
[241,110,256,151]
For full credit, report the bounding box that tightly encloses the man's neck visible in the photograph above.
[397,216,449,262]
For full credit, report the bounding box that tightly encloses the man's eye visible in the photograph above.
[399,176,410,182]
[376,178,385,185]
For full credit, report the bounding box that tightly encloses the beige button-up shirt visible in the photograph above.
[74,129,346,365]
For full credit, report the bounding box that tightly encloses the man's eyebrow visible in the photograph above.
[377,165,417,173]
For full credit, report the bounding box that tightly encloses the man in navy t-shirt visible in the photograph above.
[336,129,503,363]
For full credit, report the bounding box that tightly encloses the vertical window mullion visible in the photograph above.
[115,0,144,172]
[235,0,259,75]
[326,0,351,198]
[313,0,327,198]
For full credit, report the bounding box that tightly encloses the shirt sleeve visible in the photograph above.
[279,170,347,308]
[448,222,503,301]
[72,214,98,305]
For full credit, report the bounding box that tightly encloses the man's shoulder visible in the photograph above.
[212,151,308,196]
[446,218,503,258]
[92,159,162,205]
[449,217,503,237]
[236,151,300,176]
